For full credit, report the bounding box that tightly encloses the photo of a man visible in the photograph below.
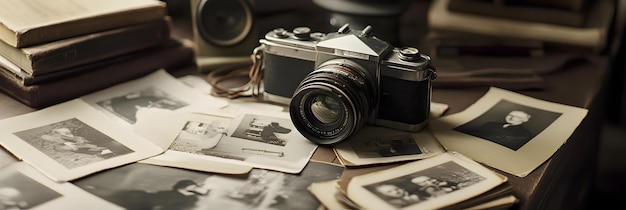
[453,99,562,151]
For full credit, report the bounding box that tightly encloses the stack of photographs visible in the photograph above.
[0,69,334,209]
[309,152,516,210]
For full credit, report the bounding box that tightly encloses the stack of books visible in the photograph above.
[427,0,614,56]
[426,0,613,90]
[0,0,195,108]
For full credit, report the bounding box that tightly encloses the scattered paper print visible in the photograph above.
[135,107,318,174]
[74,161,344,210]
[0,162,122,209]
[429,87,588,177]
[80,69,228,129]
[339,152,506,210]
[0,99,163,181]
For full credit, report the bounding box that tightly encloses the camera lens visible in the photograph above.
[290,60,374,144]
[196,0,253,46]
[310,94,341,124]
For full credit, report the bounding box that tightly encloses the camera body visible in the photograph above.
[261,25,436,144]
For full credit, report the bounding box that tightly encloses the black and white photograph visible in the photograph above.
[0,99,164,181]
[333,126,445,166]
[73,161,344,210]
[135,109,318,174]
[170,119,231,153]
[344,152,506,210]
[453,99,562,151]
[363,161,485,208]
[353,134,423,158]
[230,114,293,146]
[80,70,228,128]
[95,87,189,124]
[0,162,122,210]
[429,87,589,177]
[308,180,354,210]
[0,168,61,209]
[13,118,134,169]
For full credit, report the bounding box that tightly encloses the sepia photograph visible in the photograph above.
[13,118,134,169]
[333,126,445,166]
[0,162,122,210]
[363,161,485,208]
[135,108,318,174]
[73,161,344,210]
[0,99,164,181]
[0,167,61,209]
[355,134,424,158]
[80,69,228,128]
[331,102,451,167]
[310,176,518,210]
[429,87,589,177]
[230,114,293,146]
[453,99,562,151]
[170,118,231,153]
[308,180,357,210]
[343,152,506,210]
[95,87,189,124]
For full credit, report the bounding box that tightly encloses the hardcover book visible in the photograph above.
[428,0,613,51]
[0,0,166,48]
[0,39,194,108]
[0,17,172,77]
[447,0,589,27]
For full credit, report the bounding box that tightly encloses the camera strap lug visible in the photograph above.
[428,65,437,80]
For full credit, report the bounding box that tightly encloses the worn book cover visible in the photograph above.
[0,0,166,47]
[0,39,171,86]
[447,0,589,27]
[0,17,171,77]
[428,0,613,51]
[0,39,194,108]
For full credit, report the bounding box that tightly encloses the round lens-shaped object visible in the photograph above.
[196,0,253,46]
[310,94,342,124]
[290,60,374,144]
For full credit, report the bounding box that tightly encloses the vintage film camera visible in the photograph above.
[260,24,437,144]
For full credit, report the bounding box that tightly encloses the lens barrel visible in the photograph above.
[289,61,373,144]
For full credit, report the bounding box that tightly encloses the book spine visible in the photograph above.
[428,0,613,50]
[14,3,167,48]
[447,0,587,27]
[22,17,172,76]
[0,39,194,108]
[20,44,156,85]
